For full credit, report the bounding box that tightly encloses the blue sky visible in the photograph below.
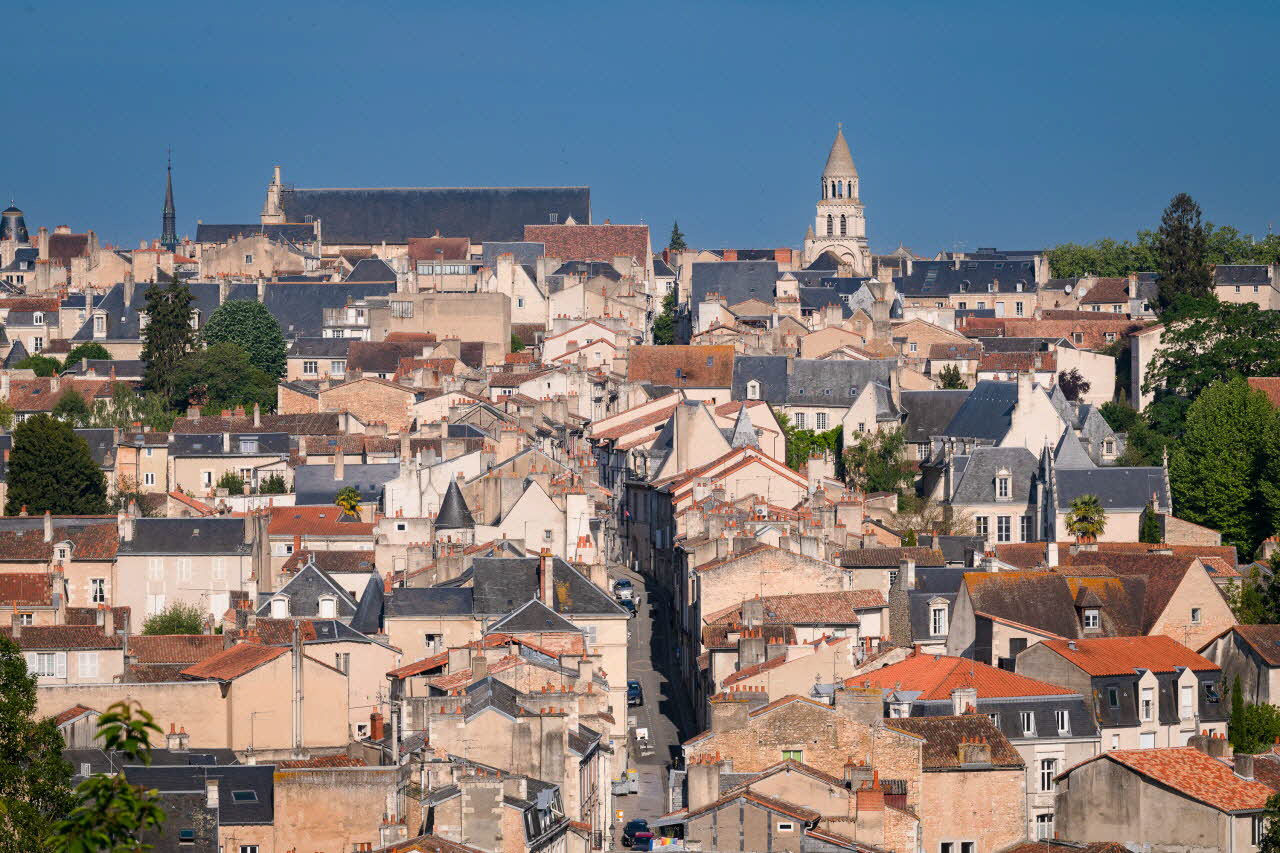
[6,0,1278,255]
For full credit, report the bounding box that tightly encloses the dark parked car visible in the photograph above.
[622,819,650,847]
[627,679,644,706]
[619,598,637,617]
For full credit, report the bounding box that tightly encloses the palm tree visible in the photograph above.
[1066,494,1107,542]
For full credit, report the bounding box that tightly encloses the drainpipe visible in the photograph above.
[292,620,303,755]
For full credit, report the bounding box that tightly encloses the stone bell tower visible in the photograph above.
[803,124,871,276]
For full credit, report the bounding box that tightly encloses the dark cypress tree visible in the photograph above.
[1154,193,1212,312]
[140,272,195,403]
[668,221,687,252]
[1139,502,1163,544]
[4,414,109,515]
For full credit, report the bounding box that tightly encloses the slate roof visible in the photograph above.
[690,260,778,308]
[168,432,290,457]
[486,599,582,634]
[436,479,475,530]
[949,446,1038,505]
[123,764,275,824]
[195,223,318,244]
[347,340,429,374]
[897,259,1038,296]
[118,518,252,556]
[942,380,1020,440]
[469,556,625,618]
[385,587,475,618]
[900,389,971,444]
[964,571,1080,639]
[1072,748,1273,813]
[257,560,359,619]
[1214,265,1272,286]
[731,355,789,404]
[288,337,352,358]
[262,282,397,337]
[345,258,398,282]
[1221,624,1280,667]
[886,714,1023,769]
[786,359,896,407]
[278,186,591,244]
[1054,467,1168,511]
[293,462,399,506]
[1041,635,1219,676]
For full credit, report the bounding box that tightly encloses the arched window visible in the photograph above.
[746,380,760,400]
[831,181,837,198]
[822,181,827,200]
[318,596,336,619]
[271,596,289,619]
[839,215,847,236]
[826,215,834,236]
[836,181,843,198]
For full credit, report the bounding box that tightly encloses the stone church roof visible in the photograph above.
[823,125,857,177]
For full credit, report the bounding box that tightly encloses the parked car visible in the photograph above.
[619,598,637,617]
[631,832,655,851]
[627,679,644,706]
[613,578,634,600]
[622,819,650,847]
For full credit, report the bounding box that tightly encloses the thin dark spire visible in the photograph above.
[160,148,177,252]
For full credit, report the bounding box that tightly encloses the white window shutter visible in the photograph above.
[55,653,67,679]
[79,652,99,680]
[24,652,36,673]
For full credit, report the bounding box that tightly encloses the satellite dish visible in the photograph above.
[1064,284,1073,294]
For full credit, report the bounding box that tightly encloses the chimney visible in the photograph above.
[686,755,722,810]
[737,628,766,668]
[471,652,488,681]
[253,402,261,428]
[10,613,22,640]
[741,597,764,627]
[100,604,115,637]
[1046,541,1059,568]
[709,694,750,732]
[42,510,53,543]
[957,736,992,766]
[832,686,882,725]
[951,686,978,715]
[1235,752,1255,781]
[166,723,189,752]
[334,450,345,481]
[221,432,230,454]
[244,511,255,545]
[899,559,916,590]
[370,712,385,741]
[205,778,219,809]
[539,548,554,605]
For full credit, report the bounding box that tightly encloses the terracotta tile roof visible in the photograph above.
[181,643,288,680]
[929,342,984,360]
[6,379,113,412]
[277,753,368,768]
[128,663,191,682]
[169,412,344,435]
[1248,377,1280,408]
[488,367,555,387]
[702,623,795,649]
[388,651,450,680]
[348,340,431,374]
[167,491,216,516]
[0,572,54,606]
[1080,277,1130,304]
[977,351,1056,373]
[54,704,98,725]
[1,296,61,312]
[384,331,440,344]
[373,834,486,853]
[705,590,885,626]
[128,635,225,665]
[1083,747,1274,813]
[407,236,471,262]
[847,650,1073,700]
[524,223,650,265]
[626,345,735,388]
[839,546,945,568]
[1001,843,1128,853]
[282,549,375,574]
[723,636,852,686]
[996,541,1239,570]
[0,626,122,650]
[1042,635,1218,676]
[886,714,1024,769]
[268,506,375,537]
[683,787,821,823]
[960,316,1144,350]
[1201,556,1241,578]
[0,525,119,562]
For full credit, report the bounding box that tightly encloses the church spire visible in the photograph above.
[160,149,177,252]
[823,123,858,178]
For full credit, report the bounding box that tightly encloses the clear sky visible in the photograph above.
[5,0,1278,255]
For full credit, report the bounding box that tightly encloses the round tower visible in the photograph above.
[803,125,871,275]
[0,205,30,245]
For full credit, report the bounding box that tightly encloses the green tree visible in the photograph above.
[141,602,205,635]
[936,364,966,389]
[1225,563,1273,625]
[0,635,74,851]
[1099,401,1140,433]
[510,333,526,353]
[49,701,166,852]
[668,221,687,252]
[0,400,12,431]
[4,414,108,515]
[1057,368,1091,401]
[1138,501,1165,544]
[1230,698,1280,755]
[51,389,91,425]
[111,478,152,517]
[843,428,914,495]
[1259,791,1280,853]
[62,342,112,371]
[170,342,276,412]
[1065,494,1107,542]
[901,528,918,546]
[1145,300,1280,401]
[16,354,64,377]
[1169,378,1280,555]
[335,486,362,517]
[1044,234,1157,278]
[259,473,288,494]
[652,290,677,346]
[141,275,196,402]
[202,300,287,380]
[1154,193,1212,312]
[216,471,245,494]
[773,408,843,473]
[87,384,177,432]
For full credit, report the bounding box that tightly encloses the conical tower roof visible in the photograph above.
[729,404,759,449]
[823,124,857,177]
[436,478,475,530]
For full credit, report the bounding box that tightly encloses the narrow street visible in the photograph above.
[610,562,695,845]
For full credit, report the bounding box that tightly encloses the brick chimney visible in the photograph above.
[539,548,554,606]
[370,712,385,741]
[166,723,189,752]
[957,736,992,766]
[709,693,750,732]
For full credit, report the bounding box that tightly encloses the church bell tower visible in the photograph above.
[803,124,871,275]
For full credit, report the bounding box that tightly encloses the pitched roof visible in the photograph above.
[1076,748,1274,813]
[627,345,735,388]
[705,590,885,626]
[0,572,54,606]
[1041,635,1219,676]
[1223,624,1280,667]
[1080,277,1130,304]
[524,223,650,265]
[0,625,122,650]
[995,541,1238,569]
[267,506,375,537]
[849,651,1073,700]
[407,236,471,261]
[282,549,375,575]
[128,635,226,665]
[964,571,1080,639]
[170,412,343,435]
[885,714,1024,769]
[181,644,288,680]
[839,547,945,568]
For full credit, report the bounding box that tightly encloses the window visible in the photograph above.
[78,652,99,680]
[794,413,807,429]
[391,301,414,318]
[146,594,166,615]
[239,438,258,454]
[815,412,828,430]
[211,558,225,580]
[1084,609,1100,629]
[930,605,948,637]
[201,470,213,488]
[839,215,847,236]
[1254,815,1266,846]
[1108,686,1120,707]
[1020,516,1033,541]
[424,633,443,650]
[988,713,999,727]
[331,360,345,375]
[90,578,106,604]
[516,297,525,308]
[1073,332,1084,344]
[1111,733,1120,750]
[1141,687,1154,721]
[1103,439,1115,455]
[781,750,803,762]
[241,846,260,853]
[975,517,988,537]
[244,254,254,264]
[1105,332,1117,343]
[548,212,558,224]
[176,559,192,582]
[33,652,59,677]
[1204,681,1221,703]
[777,822,796,832]
[271,597,288,618]
[543,529,553,542]
[303,360,318,375]
[1040,758,1057,791]
[93,314,106,334]
[746,380,760,400]
[1021,711,1036,736]
[957,301,967,310]
[996,475,1010,498]
[1036,814,1055,840]
[909,342,918,354]
[335,652,350,674]
[143,472,156,486]
[178,828,196,845]
[32,336,43,352]
[231,790,258,803]
[1015,301,1024,316]
[1140,732,1156,748]
[996,516,1011,542]
[1056,709,1070,734]
[33,311,44,325]
[1181,684,1194,719]
[148,558,163,581]
[826,215,833,236]
[1190,607,1202,625]
[318,596,336,619]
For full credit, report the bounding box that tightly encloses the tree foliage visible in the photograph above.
[216,471,245,495]
[1154,193,1212,312]
[1169,378,1280,555]
[1229,695,1280,755]
[652,290,677,346]
[1145,300,1280,400]
[890,494,975,537]
[49,700,166,852]
[335,486,362,518]
[201,301,287,380]
[16,354,64,377]
[936,364,966,389]
[0,635,74,852]
[1259,791,1280,853]
[140,276,196,402]
[1044,234,1158,278]
[1065,494,1106,542]
[510,333,526,353]
[843,428,914,495]
[5,414,108,515]
[1057,368,1091,401]
[1224,561,1280,625]
[52,389,91,425]
[259,473,288,494]
[62,342,112,370]
[171,342,276,412]
[773,408,842,474]
[141,602,205,635]
[1138,502,1162,544]
[668,221,687,252]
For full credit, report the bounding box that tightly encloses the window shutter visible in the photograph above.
[79,652,99,680]
[24,652,36,673]
[55,653,67,679]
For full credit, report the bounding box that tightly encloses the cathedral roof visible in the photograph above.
[822,125,857,177]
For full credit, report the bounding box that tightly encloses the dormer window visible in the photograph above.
[995,469,1012,500]
[1083,608,1100,630]
[318,596,337,619]
[746,380,760,400]
[33,312,44,325]
[1015,282,1025,293]
[929,598,949,636]
[959,281,969,293]
[270,596,289,619]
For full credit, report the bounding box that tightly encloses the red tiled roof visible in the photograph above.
[1,297,61,311]
[387,651,449,679]
[0,625,122,650]
[6,379,114,412]
[886,714,1024,769]
[277,753,368,768]
[181,643,287,680]
[0,572,54,606]
[705,590,885,626]
[996,541,1238,568]
[1083,748,1274,813]
[283,549,376,574]
[960,316,1144,350]
[407,236,471,262]
[928,342,984,360]
[128,635,226,665]
[1248,377,1280,408]
[1042,635,1219,676]
[1080,277,1130,304]
[268,506,375,537]
[847,650,1073,700]
[54,704,98,725]
[1220,624,1280,667]
[978,352,1056,373]
[839,546,945,568]
[626,345,735,388]
[524,223,650,266]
